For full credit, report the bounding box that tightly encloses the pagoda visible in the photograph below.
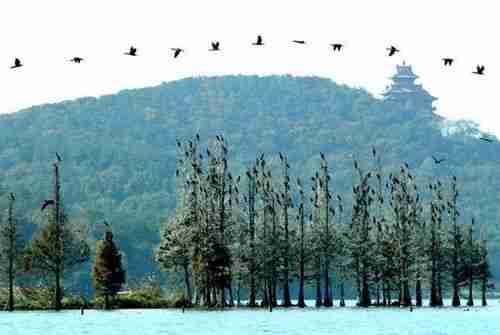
[382,61,437,113]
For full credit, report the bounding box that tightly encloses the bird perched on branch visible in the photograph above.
[41,200,55,211]
[56,152,62,162]
[209,41,220,51]
[473,65,485,75]
[10,58,23,69]
[124,46,137,56]
[252,35,264,46]
[9,193,15,201]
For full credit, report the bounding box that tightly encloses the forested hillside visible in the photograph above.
[0,75,499,287]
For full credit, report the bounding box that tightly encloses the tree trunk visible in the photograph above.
[339,282,346,307]
[415,278,422,307]
[297,200,306,308]
[481,275,487,306]
[104,293,110,310]
[467,277,474,307]
[55,268,62,311]
[437,269,443,306]
[7,199,15,312]
[315,257,322,307]
[183,262,192,304]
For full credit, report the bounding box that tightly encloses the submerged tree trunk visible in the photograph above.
[104,293,110,310]
[315,264,323,307]
[415,277,422,307]
[481,275,487,306]
[339,282,346,307]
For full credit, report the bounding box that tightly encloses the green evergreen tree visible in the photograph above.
[92,229,126,310]
[28,160,90,311]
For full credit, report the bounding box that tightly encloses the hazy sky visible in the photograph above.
[1,0,498,135]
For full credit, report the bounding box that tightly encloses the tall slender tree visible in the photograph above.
[29,158,90,311]
[0,193,24,311]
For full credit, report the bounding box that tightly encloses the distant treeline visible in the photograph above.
[0,135,493,311]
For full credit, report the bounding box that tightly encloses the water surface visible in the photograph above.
[1,300,498,335]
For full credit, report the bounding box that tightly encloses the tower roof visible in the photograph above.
[383,62,437,104]
[390,61,418,81]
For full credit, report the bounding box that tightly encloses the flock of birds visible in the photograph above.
[7,35,487,76]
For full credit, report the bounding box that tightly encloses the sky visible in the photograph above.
[0,0,498,135]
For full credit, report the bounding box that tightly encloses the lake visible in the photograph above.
[1,300,499,335]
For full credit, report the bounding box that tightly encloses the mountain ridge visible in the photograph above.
[0,74,499,284]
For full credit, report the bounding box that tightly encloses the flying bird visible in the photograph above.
[56,152,62,162]
[70,57,84,63]
[479,137,493,143]
[473,65,485,75]
[442,58,454,66]
[330,43,343,51]
[171,48,184,58]
[386,46,400,56]
[10,58,23,69]
[124,46,138,56]
[292,40,306,44]
[252,35,264,46]
[432,156,445,164]
[41,199,55,211]
[209,41,220,51]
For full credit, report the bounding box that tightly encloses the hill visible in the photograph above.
[0,74,499,286]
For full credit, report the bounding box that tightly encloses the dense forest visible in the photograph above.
[0,75,499,296]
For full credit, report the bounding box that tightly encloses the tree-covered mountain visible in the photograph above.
[0,74,499,286]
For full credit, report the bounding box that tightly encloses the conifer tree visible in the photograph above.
[28,159,90,311]
[0,193,24,311]
[92,229,126,310]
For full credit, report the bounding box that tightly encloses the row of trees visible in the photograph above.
[0,158,125,311]
[0,135,493,311]
[157,135,491,308]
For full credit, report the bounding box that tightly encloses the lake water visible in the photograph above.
[1,300,499,335]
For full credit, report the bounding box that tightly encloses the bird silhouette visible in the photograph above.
[473,65,485,75]
[10,58,23,69]
[124,46,137,56]
[330,43,343,52]
[432,156,445,164]
[9,193,15,201]
[479,137,493,143]
[70,57,84,63]
[320,152,325,160]
[442,58,454,66]
[56,152,62,162]
[171,48,184,58]
[209,41,220,51]
[252,35,264,46]
[292,40,306,44]
[41,199,55,211]
[387,46,400,56]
